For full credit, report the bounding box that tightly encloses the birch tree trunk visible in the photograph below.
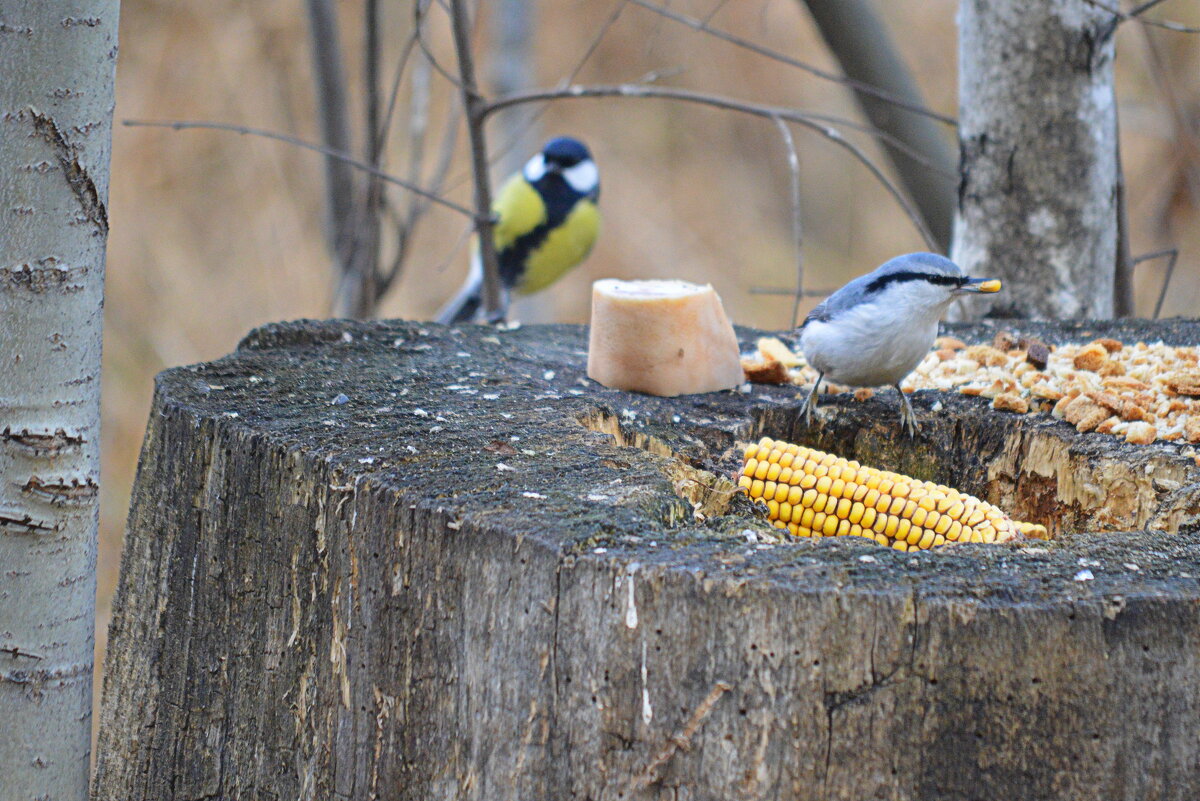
[0,3,118,799]
[951,0,1119,319]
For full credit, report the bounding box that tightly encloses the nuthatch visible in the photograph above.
[796,252,1001,436]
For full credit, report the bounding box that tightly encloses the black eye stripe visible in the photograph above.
[865,271,964,293]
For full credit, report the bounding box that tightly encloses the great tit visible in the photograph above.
[436,136,601,324]
[796,252,1001,436]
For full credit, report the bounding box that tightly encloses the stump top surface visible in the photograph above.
[155,317,1200,603]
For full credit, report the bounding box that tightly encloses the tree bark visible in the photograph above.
[0,3,118,799]
[94,318,1200,800]
[952,0,1120,319]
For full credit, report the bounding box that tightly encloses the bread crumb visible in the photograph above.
[756,337,803,368]
[742,357,790,384]
[1073,343,1109,372]
[853,387,875,402]
[1093,338,1123,353]
[993,392,1029,414]
[1124,421,1157,445]
[1095,416,1120,434]
[934,336,966,350]
[963,344,1009,367]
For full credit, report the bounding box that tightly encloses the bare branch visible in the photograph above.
[304,0,359,268]
[1082,0,1200,33]
[448,0,504,321]
[485,84,939,250]
[628,0,956,126]
[771,116,806,327]
[1132,249,1179,319]
[122,119,477,218]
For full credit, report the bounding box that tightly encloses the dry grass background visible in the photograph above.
[99,0,1199,718]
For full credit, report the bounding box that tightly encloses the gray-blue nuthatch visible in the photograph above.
[796,252,1001,436]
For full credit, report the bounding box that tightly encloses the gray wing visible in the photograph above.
[800,272,875,328]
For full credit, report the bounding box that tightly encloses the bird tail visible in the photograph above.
[434,253,484,324]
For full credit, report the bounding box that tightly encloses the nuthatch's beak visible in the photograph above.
[957,277,1002,294]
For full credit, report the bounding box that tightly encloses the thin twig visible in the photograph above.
[772,116,806,327]
[627,0,956,125]
[123,119,477,218]
[750,286,834,297]
[1132,248,1179,319]
[627,681,733,793]
[485,84,939,250]
[1082,0,1200,33]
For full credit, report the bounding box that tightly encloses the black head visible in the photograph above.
[542,137,591,169]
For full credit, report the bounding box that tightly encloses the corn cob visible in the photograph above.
[738,437,1048,550]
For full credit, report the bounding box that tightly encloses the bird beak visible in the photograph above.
[957,277,1002,294]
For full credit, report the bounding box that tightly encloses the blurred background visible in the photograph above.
[100,0,1199,716]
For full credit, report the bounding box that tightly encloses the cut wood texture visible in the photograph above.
[94,318,1200,801]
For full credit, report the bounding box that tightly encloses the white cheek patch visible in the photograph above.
[523,153,547,182]
[563,159,598,194]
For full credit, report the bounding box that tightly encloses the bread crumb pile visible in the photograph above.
[743,333,1200,448]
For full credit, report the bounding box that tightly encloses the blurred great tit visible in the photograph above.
[436,136,600,324]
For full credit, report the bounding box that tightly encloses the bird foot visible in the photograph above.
[896,385,919,439]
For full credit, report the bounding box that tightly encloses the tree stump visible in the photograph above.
[94,318,1200,801]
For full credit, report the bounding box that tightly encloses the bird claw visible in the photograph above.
[896,385,919,438]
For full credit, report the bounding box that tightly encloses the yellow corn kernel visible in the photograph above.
[947,501,965,521]
[750,479,764,498]
[849,523,862,538]
[836,518,851,537]
[802,488,818,508]
[981,526,996,544]
[934,515,952,536]
[799,473,818,490]
[773,520,787,530]
[873,513,888,534]
[888,496,907,516]
[884,516,899,538]
[822,495,838,514]
[861,507,877,530]
[823,515,839,536]
[763,481,777,501]
[947,520,962,541]
[743,443,759,460]
[936,496,953,513]
[875,494,891,513]
[892,482,911,500]
[852,483,869,502]
[796,526,812,537]
[906,525,924,546]
[800,507,815,528]
[739,475,752,490]
[744,458,758,477]
[788,485,804,506]
[865,474,881,490]
[864,488,880,509]
[911,507,928,528]
[966,509,986,527]
[787,522,799,536]
[874,533,889,547]
[892,540,908,552]
[780,502,793,522]
[849,502,865,525]
[836,498,852,519]
[774,483,790,503]
[778,467,794,485]
[918,529,935,549]
[754,460,770,480]
[767,499,779,517]
[879,478,894,494]
[812,511,827,532]
[896,518,912,542]
[766,462,782,482]
[816,475,832,495]
[933,533,945,547]
[918,495,937,512]
[903,499,918,520]
[830,478,846,499]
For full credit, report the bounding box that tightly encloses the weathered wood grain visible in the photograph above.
[94,319,1200,801]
